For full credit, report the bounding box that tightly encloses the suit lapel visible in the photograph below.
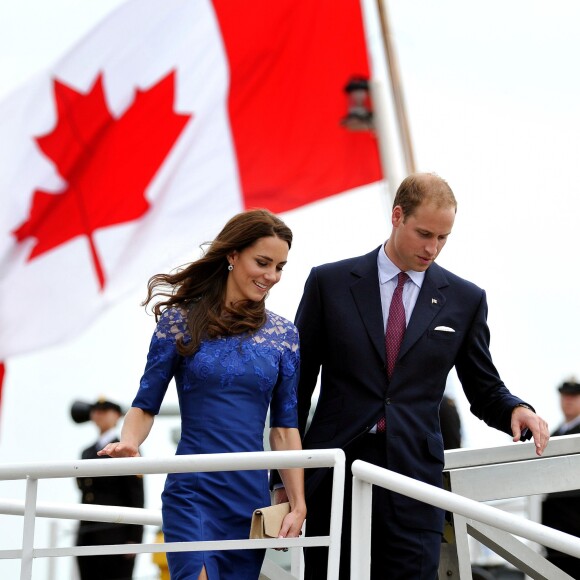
[350,248,386,363]
[398,263,449,360]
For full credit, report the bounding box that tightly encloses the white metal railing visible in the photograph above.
[0,498,161,526]
[4,438,580,579]
[0,449,345,580]
[443,434,580,579]
[351,455,580,580]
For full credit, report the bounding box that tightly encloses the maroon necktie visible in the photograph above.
[377,271,409,433]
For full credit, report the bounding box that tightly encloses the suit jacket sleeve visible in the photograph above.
[454,288,532,435]
[269,267,322,490]
[295,267,325,437]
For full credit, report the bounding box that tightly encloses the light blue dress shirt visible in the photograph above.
[369,244,425,432]
[377,242,425,330]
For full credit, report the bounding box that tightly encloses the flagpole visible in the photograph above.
[359,0,406,207]
[368,78,401,204]
[375,0,416,175]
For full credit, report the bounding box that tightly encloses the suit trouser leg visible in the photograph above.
[304,434,441,580]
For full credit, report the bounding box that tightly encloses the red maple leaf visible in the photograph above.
[12,71,192,290]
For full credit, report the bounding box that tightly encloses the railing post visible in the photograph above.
[327,450,346,580]
[351,469,372,580]
[47,520,58,580]
[20,476,38,580]
[451,514,473,579]
[290,530,304,580]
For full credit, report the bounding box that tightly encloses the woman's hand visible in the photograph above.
[278,506,306,539]
[97,407,155,458]
[97,441,140,458]
[268,427,307,550]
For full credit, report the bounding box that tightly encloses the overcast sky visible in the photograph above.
[1,1,580,578]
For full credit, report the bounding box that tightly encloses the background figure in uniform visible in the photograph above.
[99,210,306,580]
[439,394,462,450]
[152,529,170,580]
[74,398,144,580]
[274,173,550,579]
[542,379,580,577]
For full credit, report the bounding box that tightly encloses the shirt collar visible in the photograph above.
[97,427,118,449]
[562,415,580,433]
[377,242,426,288]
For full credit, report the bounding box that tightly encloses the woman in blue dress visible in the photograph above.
[99,209,306,579]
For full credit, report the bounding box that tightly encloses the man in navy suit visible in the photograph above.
[282,173,550,579]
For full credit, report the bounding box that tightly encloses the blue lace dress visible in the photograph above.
[132,307,299,579]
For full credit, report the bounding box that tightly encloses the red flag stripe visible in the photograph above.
[212,0,382,213]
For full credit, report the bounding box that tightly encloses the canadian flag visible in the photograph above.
[0,0,381,399]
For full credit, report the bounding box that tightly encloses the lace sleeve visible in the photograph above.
[131,307,189,414]
[269,321,300,428]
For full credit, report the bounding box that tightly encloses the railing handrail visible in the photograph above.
[351,459,580,559]
[5,443,580,578]
[0,449,341,480]
[0,448,346,580]
[0,498,162,526]
[444,432,580,471]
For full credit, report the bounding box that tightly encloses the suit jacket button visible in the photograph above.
[385,398,391,405]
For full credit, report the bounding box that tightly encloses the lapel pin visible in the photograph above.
[431,298,438,304]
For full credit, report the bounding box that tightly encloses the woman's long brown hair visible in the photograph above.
[142,209,293,356]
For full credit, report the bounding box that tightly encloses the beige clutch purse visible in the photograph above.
[249,502,290,539]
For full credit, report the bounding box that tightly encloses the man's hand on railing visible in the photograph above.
[511,405,550,456]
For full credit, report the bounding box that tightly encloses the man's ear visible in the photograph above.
[392,205,404,227]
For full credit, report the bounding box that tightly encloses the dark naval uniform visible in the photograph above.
[76,438,145,580]
[542,421,580,578]
[542,380,580,579]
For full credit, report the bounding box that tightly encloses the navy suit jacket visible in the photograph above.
[296,246,529,532]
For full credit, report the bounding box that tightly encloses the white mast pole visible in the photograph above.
[376,0,416,176]
[359,0,414,209]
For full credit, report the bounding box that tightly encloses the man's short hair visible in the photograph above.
[393,173,457,220]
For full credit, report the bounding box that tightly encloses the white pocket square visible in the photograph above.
[434,326,455,332]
